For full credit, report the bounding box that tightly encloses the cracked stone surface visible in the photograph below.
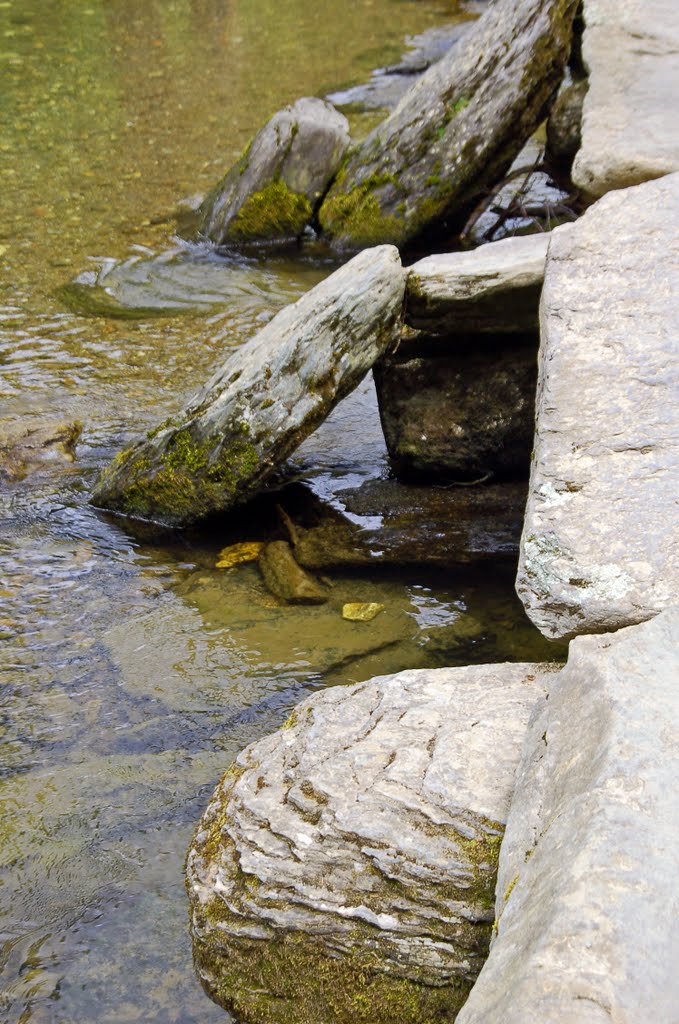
[90,245,405,527]
[186,663,553,1024]
[458,608,679,1024]
[516,175,679,640]
[572,0,679,200]
[405,234,550,335]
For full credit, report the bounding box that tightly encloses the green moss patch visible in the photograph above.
[320,172,406,249]
[227,180,313,242]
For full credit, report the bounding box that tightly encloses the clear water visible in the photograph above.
[0,2,563,1022]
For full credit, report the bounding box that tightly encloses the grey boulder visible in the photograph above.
[186,662,554,1024]
[90,245,405,527]
[458,607,679,1024]
[198,97,350,245]
[517,174,679,640]
[572,0,679,199]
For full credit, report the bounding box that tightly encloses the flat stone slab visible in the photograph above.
[406,234,550,334]
[186,663,554,1024]
[458,608,679,1024]
[572,0,679,200]
[90,245,405,527]
[517,174,679,640]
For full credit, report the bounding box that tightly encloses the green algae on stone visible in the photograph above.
[226,180,314,243]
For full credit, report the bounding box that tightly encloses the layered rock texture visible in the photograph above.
[405,234,550,335]
[572,0,679,199]
[319,0,578,249]
[90,245,405,527]
[186,663,553,1024]
[517,175,679,640]
[198,97,350,245]
[458,608,679,1023]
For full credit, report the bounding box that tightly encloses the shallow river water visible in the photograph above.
[1,2,563,1022]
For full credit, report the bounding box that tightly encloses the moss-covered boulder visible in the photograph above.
[198,97,350,246]
[318,0,578,250]
[90,245,405,527]
[186,663,554,1024]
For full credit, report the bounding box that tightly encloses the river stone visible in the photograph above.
[90,245,405,528]
[572,0,679,200]
[258,540,328,605]
[374,335,538,481]
[186,662,553,1024]
[198,97,350,246]
[516,175,679,640]
[406,234,550,334]
[457,608,679,1024]
[318,0,578,250]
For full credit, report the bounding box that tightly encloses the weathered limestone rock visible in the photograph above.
[90,246,405,528]
[198,97,350,245]
[374,334,538,481]
[290,480,529,570]
[406,234,550,334]
[258,541,328,604]
[457,608,679,1024]
[186,663,554,1024]
[319,0,578,250]
[517,175,679,640]
[572,0,679,200]
[546,77,587,169]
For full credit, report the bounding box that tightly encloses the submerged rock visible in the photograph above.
[90,245,405,528]
[572,0,679,200]
[406,234,550,335]
[198,98,350,246]
[374,333,538,482]
[287,479,529,570]
[0,418,82,481]
[60,245,325,320]
[319,0,578,249]
[517,175,679,640]
[458,608,679,1024]
[186,662,553,1024]
[258,541,328,605]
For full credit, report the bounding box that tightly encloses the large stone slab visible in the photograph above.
[517,174,679,640]
[90,246,405,527]
[572,0,679,200]
[186,663,554,1024]
[319,0,578,250]
[457,608,679,1024]
[406,234,550,334]
[198,97,350,246]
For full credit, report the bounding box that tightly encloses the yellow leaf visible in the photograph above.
[215,541,265,569]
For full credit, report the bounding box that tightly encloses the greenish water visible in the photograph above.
[0,2,563,1022]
